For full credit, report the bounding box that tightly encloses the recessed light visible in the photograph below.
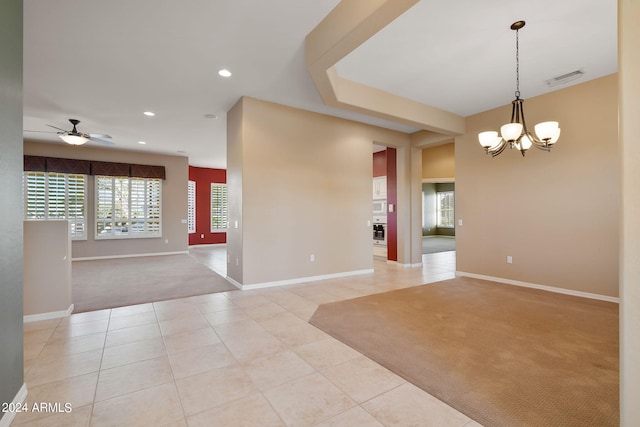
[143,111,155,117]
[218,69,232,77]
[204,114,217,119]
[138,141,146,145]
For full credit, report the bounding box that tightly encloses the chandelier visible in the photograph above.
[478,21,561,157]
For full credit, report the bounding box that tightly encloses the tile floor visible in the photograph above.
[15,249,481,426]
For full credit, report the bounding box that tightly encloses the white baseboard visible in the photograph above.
[0,383,28,427]
[189,243,227,248]
[73,251,189,261]
[225,276,243,290]
[387,260,423,268]
[24,304,74,323]
[231,269,374,291]
[456,271,620,303]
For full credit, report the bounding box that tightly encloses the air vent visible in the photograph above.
[545,69,585,87]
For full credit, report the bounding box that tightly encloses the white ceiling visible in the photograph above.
[23,0,617,169]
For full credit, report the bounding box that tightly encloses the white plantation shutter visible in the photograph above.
[130,177,146,233]
[188,180,196,234]
[95,176,162,239]
[96,176,114,236]
[210,183,228,231]
[47,173,66,219]
[67,174,87,239]
[23,172,87,240]
[146,178,161,235]
[24,172,46,219]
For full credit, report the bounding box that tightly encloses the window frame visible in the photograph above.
[23,171,88,241]
[94,175,162,240]
[188,180,196,234]
[436,190,455,229]
[210,183,228,232]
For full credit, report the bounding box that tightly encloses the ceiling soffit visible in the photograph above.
[305,0,465,137]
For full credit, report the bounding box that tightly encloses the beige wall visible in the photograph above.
[227,97,410,286]
[619,0,640,423]
[24,141,189,259]
[421,143,454,180]
[226,99,244,283]
[456,74,618,298]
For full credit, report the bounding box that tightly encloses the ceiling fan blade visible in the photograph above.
[89,137,114,146]
[24,129,59,134]
[46,124,68,132]
[89,133,112,139]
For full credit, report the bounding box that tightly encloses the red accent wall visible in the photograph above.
[372,148,397,261]
[386,148,398,261]
[188,166,227,246]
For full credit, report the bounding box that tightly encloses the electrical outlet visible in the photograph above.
[310,254,315,262]
[507,256,513,264]
[201,234,205,239]
[164,239,169,244]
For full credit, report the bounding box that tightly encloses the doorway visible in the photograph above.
[422,181,456,254]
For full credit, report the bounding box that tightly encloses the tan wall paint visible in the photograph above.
[421,143,455,180]
[456,74,618,298]
[23,141,189,259]
[226,99,244,284]
[227,97,413,286]
[619,0,640,423]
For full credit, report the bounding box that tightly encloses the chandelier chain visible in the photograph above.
[515,28,520,98]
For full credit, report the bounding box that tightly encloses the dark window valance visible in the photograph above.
[46,157,91,175]
[24,155,46,172]
[22,155,166,179]
[130,164,166,180]
[90,161,131,177]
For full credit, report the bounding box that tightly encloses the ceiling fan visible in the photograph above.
[25,119,114,146]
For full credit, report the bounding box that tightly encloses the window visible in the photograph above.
[437,191,455,228]
[188,180,196,234]
[23,171,87,240]
[210,183,228,231]
[96,176,161,239]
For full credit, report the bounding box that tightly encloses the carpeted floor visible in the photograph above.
[72,254,236,312]
[309,276,619,427]
[422,235,456,254]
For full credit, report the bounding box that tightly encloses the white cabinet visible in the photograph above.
[373,176,387,199]
[373,244,388,258]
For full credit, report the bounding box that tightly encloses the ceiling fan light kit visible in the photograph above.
[59,133,89,145]
[478,21,561,157]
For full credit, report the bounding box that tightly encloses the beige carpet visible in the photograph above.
[309,276,619,427]
[72,254,236,312]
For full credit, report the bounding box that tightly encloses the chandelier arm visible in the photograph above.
[531,137,552,151]
[489,140,508,157]
[517,99,527,133]
[518,100,543,144]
